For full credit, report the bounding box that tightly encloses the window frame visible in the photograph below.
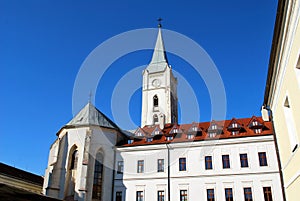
[263,186,273,201]
[222,154,230,169]
[179,157,186,171]
[116,191,122,201]
[157,159,164,172]
[240,153,249,168]
[180,190,188,201]
[136,191,144,201]
[225,188,233,201]
[157,190,165,201]
[137,160,144,173]
[243,187,253,201]
[205,156,213,170]
[258,152,268,166]
[117,161,123,174]
[207,188,215,201]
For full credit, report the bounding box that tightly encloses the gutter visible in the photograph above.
[263,105,287,201]
[166,144,171,201]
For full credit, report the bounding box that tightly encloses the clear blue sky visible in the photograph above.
[0,0,278,175]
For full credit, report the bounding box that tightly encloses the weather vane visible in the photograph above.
[157,18,163,27]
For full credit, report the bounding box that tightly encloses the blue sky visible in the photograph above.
[0,0,277,175]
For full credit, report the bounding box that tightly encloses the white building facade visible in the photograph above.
[43,24,284,201]
[114,123,283,201]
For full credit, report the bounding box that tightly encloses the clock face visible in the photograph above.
[152,79,161,87]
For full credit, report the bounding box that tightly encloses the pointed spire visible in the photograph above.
[150,21,168,64]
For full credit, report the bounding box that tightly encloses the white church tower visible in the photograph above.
[141,23,178,128]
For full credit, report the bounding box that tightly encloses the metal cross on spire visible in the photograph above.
[157,18,163,28]
[88,91,93,103]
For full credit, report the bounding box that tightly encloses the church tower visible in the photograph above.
[141,23,178,127]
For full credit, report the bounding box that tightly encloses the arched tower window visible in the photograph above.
[65,146,78,199]
[70,150,78,170]
[92,152,104,200]
[153,114,159,124]
[153,95,158,107]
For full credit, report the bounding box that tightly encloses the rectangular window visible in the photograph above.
[137,160,144,173]
[179,158,186,171]
[157,159,164,172]
[208,132,217,138]
[240,153,249,168]
[254,128,262,134]
[146,138,153,142]
[225,188,233,201]
[222,155,230,169]
[244,187,253,201]
[283,96,299,152]
[116,191,122,201]
[231,130,239,135]
[263,187,273,201]
[187,134,194,139]
[207,189,215,201]
[180,190,188,201]
[205,156,213,170]
[117,161,123,174]
[128,139,134,144]
[258,152,268,166]
[166,136,173,141]
[136,191,144,201]
[158,191,165,201]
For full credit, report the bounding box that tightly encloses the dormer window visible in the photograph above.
[166,136,173,141]
[249,118,263,133]
[146,138,153,142]
[208,122,221,137]
[249,119,263,128]
[170,125,181,134]
[228,120,242,135]
[208,132,217,138]
[254,128,262,134]
[231,130,239,135]
[136,131,143,137]
[187,134,194,139]
[152,127,162,135]
[128,139,134,144]
[192,126,198,132]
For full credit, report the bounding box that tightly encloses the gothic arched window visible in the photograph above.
[65,146,78,199]
[92,152,104,200]
[70,150,78,170]
[153,95,158,107]
[153,114,159,124]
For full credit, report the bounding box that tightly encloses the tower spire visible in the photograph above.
[149,19,168,65]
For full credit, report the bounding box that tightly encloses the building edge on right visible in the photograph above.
[263,0,300,200]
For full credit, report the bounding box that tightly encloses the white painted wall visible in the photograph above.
[114,135,283,201]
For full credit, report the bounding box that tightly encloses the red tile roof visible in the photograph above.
[120,116,273,147]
